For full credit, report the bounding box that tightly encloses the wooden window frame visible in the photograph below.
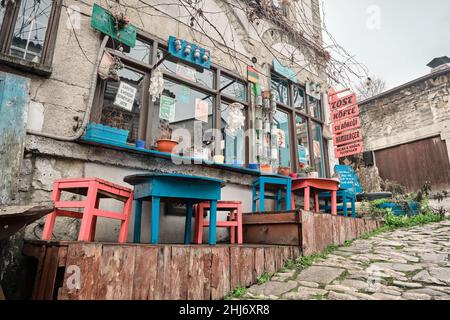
[0,0,61,75]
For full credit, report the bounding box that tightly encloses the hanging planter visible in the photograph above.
[225,102,245,136]
[113,12,131,31]
[149,68,164,102]
[98,51,123,81]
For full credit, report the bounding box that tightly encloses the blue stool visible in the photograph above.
[252,176,292,213]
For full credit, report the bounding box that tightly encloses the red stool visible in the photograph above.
[42,178,133,243]
[194,201,243,244]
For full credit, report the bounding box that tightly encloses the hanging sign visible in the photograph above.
[195,98,209,123]
[247,66,259,84]
[331,104,360,123]
[329,92,357,110]
[332,117,361,135]
[333,129,363,147]
[168,36,211,69]
[176,64,197,82]
[335,141,364,158]
[114,82,137,111]
[273,59,298,83]
[159,95,176,122]
[91,4,136,48]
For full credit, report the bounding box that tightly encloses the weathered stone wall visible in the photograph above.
[360,71,450,155]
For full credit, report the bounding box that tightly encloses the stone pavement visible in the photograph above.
[242,221,450,300]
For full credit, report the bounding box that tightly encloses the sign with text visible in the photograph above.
[335,141,364,158]
[333,129,363,147]
[159,95,176,122]
[331,104,359,122]
[330,92,357,110]
[114,82,137,111]
[332,117,361,135]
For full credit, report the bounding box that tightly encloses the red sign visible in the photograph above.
[331,104,359,123]
[333,129,363,147]
[332,117,361,135]
[334,141,364,158]
[329,93,357,110]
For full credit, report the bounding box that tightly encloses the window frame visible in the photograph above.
[271,70,329,177]
[91,33,251,164]
[0,0,62,73]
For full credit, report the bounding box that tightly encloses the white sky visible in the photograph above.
[322,0,450,90]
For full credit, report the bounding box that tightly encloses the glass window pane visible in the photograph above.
[311,121,326,177]
[107,38,151,63]
[10,0,52,63]
[308,96,322,120]
[271,74,289,105]
[221,103,245,165]
[296,115,310,168]
[158,49,215,89]
[220,74,247,102]
[273,109,291,168]
[152,78,214,158]
[0,5,5,29]
[293,86,306,111]
[100,67,144,145]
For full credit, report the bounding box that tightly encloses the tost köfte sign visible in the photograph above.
[328,88,364,158]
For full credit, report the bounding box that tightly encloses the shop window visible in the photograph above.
[158,50,215,89]
[99,67,145,144]
[310,121,326,177]
[0,6,5,28]
[293,86,306,111]
[273,109,291,168]
[220,74,247,102]
[271,74,289,105]
[151,78,214,158]
[107,37,151,63]
[0,0,61,68]
[296,115,310,168]
[221,102,245,165]
[308,95,322,120]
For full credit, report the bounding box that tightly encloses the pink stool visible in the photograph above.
[194,201,243,244]
[41,178,133,243]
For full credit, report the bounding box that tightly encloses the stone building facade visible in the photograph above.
[359,65,450,192]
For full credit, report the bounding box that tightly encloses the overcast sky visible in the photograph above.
[322,0,450,90]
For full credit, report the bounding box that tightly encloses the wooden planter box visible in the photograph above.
[243,211,302,246]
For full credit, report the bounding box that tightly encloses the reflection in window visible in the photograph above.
[158,50,215,89]
[108,38,151,63]
[308,96,321,119]
[100,68,144,144]
[220,74,247,102]
[0,5,5,29]
[221,103,245,165]
[296,115,310,168]
[273,110,291,168]
[311,121,325,177]
[293,86,306,111]
[152,78,213,157]
[271,74,289,105]
[10,0,52,63]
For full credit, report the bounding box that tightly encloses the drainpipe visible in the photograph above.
[26,36,109,141]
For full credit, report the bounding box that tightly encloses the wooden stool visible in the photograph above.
[42,178,133,243]
[252,176,292,213]
[194,201,242,244]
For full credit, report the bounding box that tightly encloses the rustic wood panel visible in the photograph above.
[132,247,159,300]
[95,245,136,300]
[239,247,255,287]
[254,248,265,278]
[170,246,189,300]
[211,247,230,300]
[263,247,276,274]
[154,246,171,300]
[375,137,450,191]
[187,247,211,300]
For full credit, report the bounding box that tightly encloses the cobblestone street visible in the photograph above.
[243,221,450,300]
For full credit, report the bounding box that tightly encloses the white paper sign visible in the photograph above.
[195,98,209,123]
[114,82,137,111]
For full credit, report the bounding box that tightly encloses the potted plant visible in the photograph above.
[277,166,291,176]
[155,120,179,153]
[259,156,272,173]
[298,166,314,177]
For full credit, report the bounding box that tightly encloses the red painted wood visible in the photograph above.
[334,141,364,158]
[331,104,360,122]
[331,117,361,135]
[291,178,339,214]
[333,129,363,147]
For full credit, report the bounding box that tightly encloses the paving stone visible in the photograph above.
[297,266,345,284]
[248,281,298,296]
[282,287,328,300]
[324,284,357,293]
[419,253,448,264]
[297,281,320,288]
[339,279,371,291]
[408,288,450,297]
[393,280,423,289]
[327,291,358,300]
[429,268,450,284]
[380,286,403,296]
[412,270,446,285]
[371,293,403,300]
[402,292,432,300]
[373,262,423,272]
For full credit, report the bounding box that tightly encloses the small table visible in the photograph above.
[291,178,339,215]
[124,173,224,245]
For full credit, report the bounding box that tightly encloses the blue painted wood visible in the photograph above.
[134,200,143,243]
[0,72,30,204]
[209,200,218,245]
[252,176,292,213]
[125,173,223,245]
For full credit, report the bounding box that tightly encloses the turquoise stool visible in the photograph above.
[252,176,292,213]
[124,173,224,245]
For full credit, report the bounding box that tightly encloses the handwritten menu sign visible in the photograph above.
[328,88,364,158]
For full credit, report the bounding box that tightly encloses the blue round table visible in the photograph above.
[124,173,224,245]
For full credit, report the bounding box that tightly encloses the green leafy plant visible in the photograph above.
[256,272,274,285]
[225,287,248,300]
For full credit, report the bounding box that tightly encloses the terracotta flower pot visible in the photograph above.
[260,164,272,173]
[156,139,178,154]
[278,167,291,176]
[262,91,271,99]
